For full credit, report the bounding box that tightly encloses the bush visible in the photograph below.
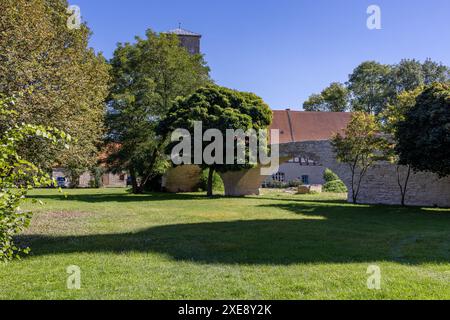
[323,168,340,183]
[0,96,69,261]
[198,169,224,193]
[262,179,288,189]
[288,179,303,188]
[89,166,105,188]
[323,180,348,193]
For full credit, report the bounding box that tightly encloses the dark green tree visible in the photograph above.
[160,86,273,197]
[396,83,450,178]
[106,30,211,193]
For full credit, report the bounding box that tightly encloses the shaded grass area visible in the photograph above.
[1,188,449,300]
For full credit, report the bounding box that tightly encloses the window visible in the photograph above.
[272,172,286,182]
[119,174,125,181]
[301,175,310,185]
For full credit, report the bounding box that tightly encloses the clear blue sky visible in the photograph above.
[70,0,450,110]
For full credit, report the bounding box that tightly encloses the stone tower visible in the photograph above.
[165,26,201,55]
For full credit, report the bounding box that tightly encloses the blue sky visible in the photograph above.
[70,0,450,110]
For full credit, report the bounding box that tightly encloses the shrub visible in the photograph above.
[89,166,105,188]
[198,169,224,193]
[0,96,69,262]
[263,179,288,189]
[288,179,303,188]
[323,168,340,183]
[323,180,348,193]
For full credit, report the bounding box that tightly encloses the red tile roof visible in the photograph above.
[270,110,352,144]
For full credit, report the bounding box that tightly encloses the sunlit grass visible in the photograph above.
[0,188,449,300]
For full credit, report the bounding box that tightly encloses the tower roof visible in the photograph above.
[165,27,201,37]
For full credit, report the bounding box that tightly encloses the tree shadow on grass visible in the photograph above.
[17,202,450,265]
[29,192,217,203]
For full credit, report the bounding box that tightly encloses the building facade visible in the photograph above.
[165,27,201,55]
[52,168,127,188]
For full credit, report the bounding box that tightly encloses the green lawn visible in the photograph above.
[1,188,449,300]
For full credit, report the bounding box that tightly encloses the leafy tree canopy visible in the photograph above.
[0,0,110,177]
[332,112,387,203]
[303,82,349,112]
[304,59,449,115]
[160,86,273,196]
[396,83,450,177]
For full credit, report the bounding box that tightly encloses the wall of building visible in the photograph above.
[179,35,200,55]
[281,140,450,207]
[52,168,127,188]
[272,163,326,185]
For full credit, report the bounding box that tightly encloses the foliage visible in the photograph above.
[396,83,450,178]
[322,169,347,193]
[160,86,273,196]
[323,180,348,193]
[331,112,387,203]
[303,82,349,112]
[323,168,340,183]
[377,87,424,206]
[347,61,392,115]
[106,30,211,194]
[198,169,224,193]
[379,87,424,136]
[89,166,105,189]
[306,59,448,115]
[0,0,110,177]
[0,97,69,262]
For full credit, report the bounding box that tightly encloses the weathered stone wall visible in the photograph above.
[281,140,450,207]
[163,165,202,193]
[178,35,200,55]
[218,140,450,207]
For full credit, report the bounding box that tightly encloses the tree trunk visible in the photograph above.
[397,165,411,207]
[207,167,214,197]
[130,168,140,194]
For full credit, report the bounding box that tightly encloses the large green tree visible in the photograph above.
[160,86,272,197]
[347,61,392,115]
[0,0,110,180]
[303,82,349,112]
[396,83,450,178]
[106,30,211,194]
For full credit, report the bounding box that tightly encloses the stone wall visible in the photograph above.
[281,140,450,207]
[163,165,202,193]
[218,140,450,207]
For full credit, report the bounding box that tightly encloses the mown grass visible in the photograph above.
[1,188,449,300]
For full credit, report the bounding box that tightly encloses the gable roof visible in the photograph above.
[270,110,351,144]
